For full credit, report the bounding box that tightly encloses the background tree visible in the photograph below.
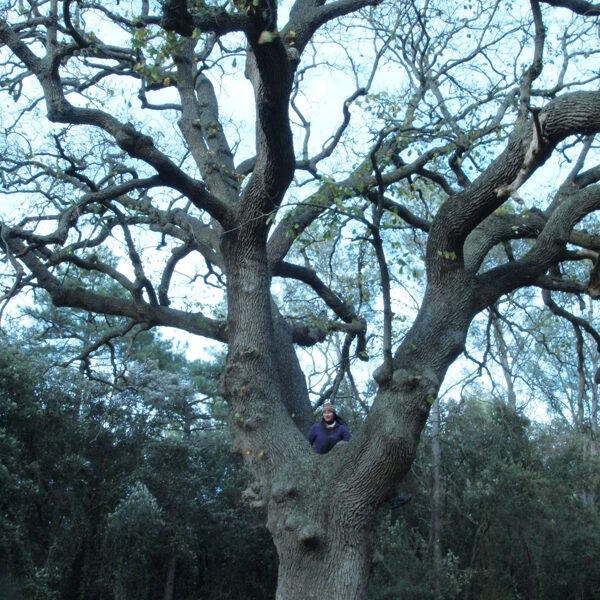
[0,325,277,600]
[368,395,600,600]
[1,0,600,597]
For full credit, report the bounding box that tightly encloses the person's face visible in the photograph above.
[323,408,335,423]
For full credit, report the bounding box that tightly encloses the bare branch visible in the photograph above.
[540,0,600,15]
[475,184,600,309]
[0,227,228,342]
[542,288,600,350]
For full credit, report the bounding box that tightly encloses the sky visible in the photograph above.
[0,0,598,424]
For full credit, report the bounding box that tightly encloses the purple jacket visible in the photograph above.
[308,420,351,454]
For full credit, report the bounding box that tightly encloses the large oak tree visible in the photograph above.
[1,0,600,597]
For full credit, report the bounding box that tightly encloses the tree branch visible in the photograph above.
[273,260,367,356]
[540,0,600,15]
[427,90,600,278]
[542,288,600,350]
[0,228,228,342]
[475,184,600,309]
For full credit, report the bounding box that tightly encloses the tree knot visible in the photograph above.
[272,481,297,503]
[242,482,265,509]
[298,525,321,549]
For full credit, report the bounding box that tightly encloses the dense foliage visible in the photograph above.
[1,325,598,599]
[0,333,277,600]
[370,398,600,600]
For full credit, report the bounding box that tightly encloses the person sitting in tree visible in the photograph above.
[307,401,351,454]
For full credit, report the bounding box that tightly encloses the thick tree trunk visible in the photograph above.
[267,331,466,598]
[221,229,377,598]
[221,228,307,460]
[274,526,374,600]
[221,212,477,598]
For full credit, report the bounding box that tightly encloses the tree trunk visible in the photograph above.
[431,395,443,600]
[163,552,176,600]
[492,310,517,409]
[221,216,476,598]
[271,303,314,434]
[221,232,376,599]
[520,533,539,600]
[272,499,375,600]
